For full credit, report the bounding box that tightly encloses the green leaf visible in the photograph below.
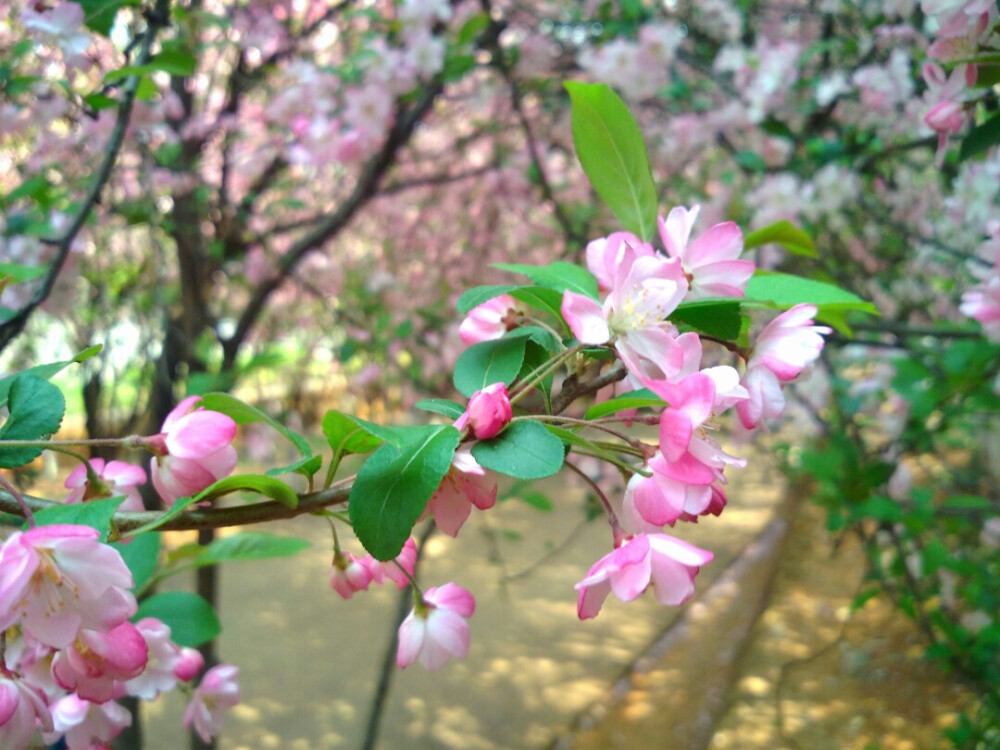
[0,375,66,468]
[472,420,564,479]
[265,454,323,479]
[0,345,101,409]
[114,532,161,592]
[32,497,125,542]
[193,474,299,508]
[456,285,519,314]
[134,591,220,648]
[734,150,768,172]
[959,112,1000,163]
[511,490,553,512]
[73,0,123,35]
[321,410,384,455]
[744,272,879,322]
[510,286,568,328]
[103,49,198,84]
[201,392,311,457]
[122,495,203,537]
[415,399,466,419]
[456,11,490,45]
[565,82,659,241]
[671,299,743,340]
[453,335,529,397]
[0,263,47,283]
[941,495,993,511]
[349,426,460,560]
[494,261,600,299]
[584,388,665,419]
[196,531,310,566]
[743,220,818,258]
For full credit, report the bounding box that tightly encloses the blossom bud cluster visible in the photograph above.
[0,525,238,748]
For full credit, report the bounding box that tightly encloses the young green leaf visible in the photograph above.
[196,532,311,566]
[565,82,659,241]
[494,261,599,300]
[349,426,460,560]
[472,420,564,479]
[743,220,818,257]
[453,335,529,397]
[202,392,311,457]
[0,374,66,468]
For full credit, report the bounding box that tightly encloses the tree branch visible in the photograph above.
[0,0,173,353]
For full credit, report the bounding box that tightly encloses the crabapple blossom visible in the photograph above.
[454,382,512,439]
[736,305,831,429]
[184,664,241,743]
[576,533,714,619]
[658,205,754,299]
[420,450,497,536]
[396,582,475,671]
[0,674,52,750]
[459,294,527,345]
[64,458,146,511]
[147,396,238,506]
[0,525,136,649]
[585,231,655,292]
[51,622,149,703]
[364,537,418,589]
[329,551,373,599]
[562,246,688,379]
[124,618,189,700]
[45,694,132,750]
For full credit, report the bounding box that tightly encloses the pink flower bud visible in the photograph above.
[454,383,512,439]
[174,648,205,682]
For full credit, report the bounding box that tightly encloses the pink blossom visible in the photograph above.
[0,675,52,749]
[364,537,417,589]
[52,622,149,703]
[20,2,91,63]
[148,396,238,506]
[736,305,830,429]
[184,664,240,743]
[396,582,475,670]
[64,459,146,512]
[746,305,831,382]
[0,525,136,649]
[454,382,512,439]
[124,618,187,700]
[960,276,1000,341]
[576,533,713,619]
[562,247,689,379]
[658,205,754,298]
[46,694,132,749]
[459,294,526,345]
[329,551,373,599]
[421,450,497,536]
[585,231,654,292]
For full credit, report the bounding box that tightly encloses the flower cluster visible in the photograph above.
[453,205,830,621]
[0,525,238,749]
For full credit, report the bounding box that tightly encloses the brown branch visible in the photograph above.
[551,363,626,414]
[0,484,351,533]
[0,0,173,353]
